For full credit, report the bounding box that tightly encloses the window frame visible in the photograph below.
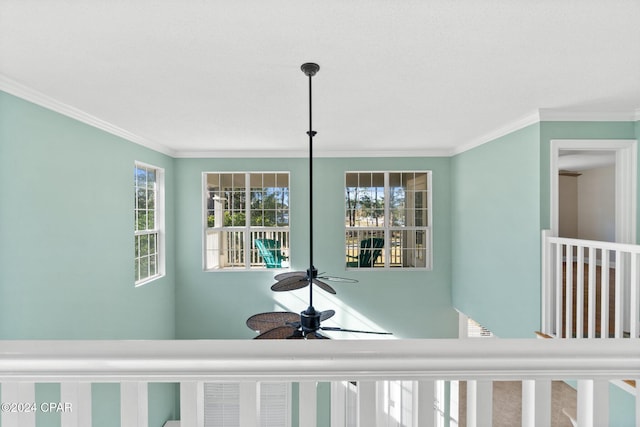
[202,171,291,271]
[134,161,165,286]
[344,170,433,270]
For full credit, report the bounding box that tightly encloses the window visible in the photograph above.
[204,172,290,270]
[134,162,164,285]
[345,172,431,269]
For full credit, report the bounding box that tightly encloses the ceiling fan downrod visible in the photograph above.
[301,62,319,310]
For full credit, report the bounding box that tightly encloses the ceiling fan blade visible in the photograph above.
[273,271,307,281]
[317,275,358,283]
[320,326,392,335]
[305,331,330,339]
[254,326,301,339]
[312,278,336,294]
[271,276,309,292]
[246,312,300,332]
[320,309,335,322]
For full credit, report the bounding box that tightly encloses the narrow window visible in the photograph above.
[345,171,432,269]
[204,172,290,270]
[134,162,164,285]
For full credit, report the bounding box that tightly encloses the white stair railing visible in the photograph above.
[0,339,637,426]
[542,230,640,339]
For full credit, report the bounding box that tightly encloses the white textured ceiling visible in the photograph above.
[1,1,638,157]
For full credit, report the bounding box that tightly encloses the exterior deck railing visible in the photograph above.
[0,339,638,426]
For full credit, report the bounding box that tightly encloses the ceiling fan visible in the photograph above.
[246,63,391,339]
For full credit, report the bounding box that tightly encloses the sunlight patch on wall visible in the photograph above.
[272,287,395,340]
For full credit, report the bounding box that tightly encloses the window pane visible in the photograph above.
[345,229,385,268]
[140,235,149,256]
[389,173,406,226]
[137,211,147,230]
[147,210,155,230]
[147,170,156,186]
[149,234,156,253]
[137,188,147,209]
[345,172,385,228]
[140,256,149,280]
[149,255,157,276]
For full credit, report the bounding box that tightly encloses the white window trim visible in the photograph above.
[345,170,433,270]
[134,161,165,286]
[202,171,291,271]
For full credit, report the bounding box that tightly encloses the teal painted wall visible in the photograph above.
[0,91,176,339]
[175,156,458,339]
[0,91,178,425]
[451,124,541,338]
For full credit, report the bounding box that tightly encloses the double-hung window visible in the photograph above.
[204,172,290,270]
[345,171,431,269]
[134,162,164,285]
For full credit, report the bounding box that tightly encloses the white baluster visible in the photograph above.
[357,381,376,427]
[60,382,92,427]
[541,230,552,334]
[588,247,596,338]
[522,380,551,427]
[566,245,574,338]
[330,382,347,427]
[121,381,148,427]
[576,245,585,339]
[577,379,609,427]
[180,381,203,427]
[1,382,35,427]
[556,242,563,337]
[601,249,610,338]
[417,380,435,427]
[615,251,624,338]
[299,381,317,427]
[466,380,492,427]
[239,382,258,427]
[631,253,639,338]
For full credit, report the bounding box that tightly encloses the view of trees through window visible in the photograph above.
[204,172,289,270]
[345,172,431,269]
[135,163,162,284]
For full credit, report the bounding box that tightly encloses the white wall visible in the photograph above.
[559,175,578,238]
[558,165,615,242]
[577,165,615,242]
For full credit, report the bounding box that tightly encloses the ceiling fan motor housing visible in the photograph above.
[300,307,321,333]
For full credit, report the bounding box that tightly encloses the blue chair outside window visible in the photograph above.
[346,237,384,268]
[255,239,288,268]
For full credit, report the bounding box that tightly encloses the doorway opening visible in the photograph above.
[550,139,637,244]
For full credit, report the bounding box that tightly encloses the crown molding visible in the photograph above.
[3,75,637,159]
[174,148,454,158]
[0,74,176,157]
[538,108,638,122]
[451,111,541,156]
[453,108,640,156]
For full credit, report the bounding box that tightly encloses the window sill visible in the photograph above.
[203,267,290,273]
[135,274,165,287]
